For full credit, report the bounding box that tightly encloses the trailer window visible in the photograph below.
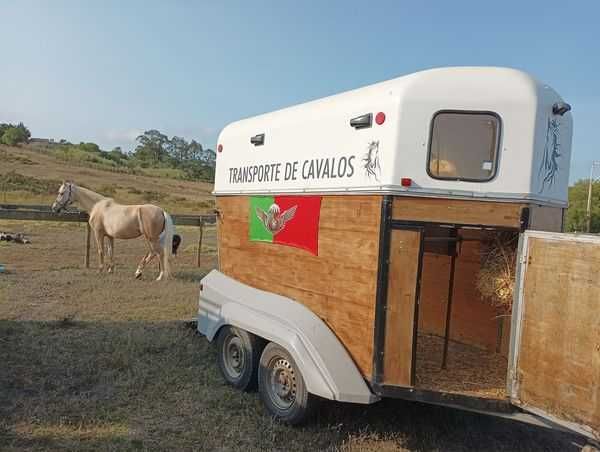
[428,111,500,182]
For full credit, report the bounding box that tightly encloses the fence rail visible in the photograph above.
[0,204,216,225]
[0,203,56,211]
[0,204,216,268]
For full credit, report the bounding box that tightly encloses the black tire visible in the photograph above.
[258,342,318,425]
[216,326,263,391]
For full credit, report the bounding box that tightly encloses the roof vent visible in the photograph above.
[251,134,265,146]
[350,113,372,129]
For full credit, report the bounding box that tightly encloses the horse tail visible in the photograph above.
[162,211,174,278]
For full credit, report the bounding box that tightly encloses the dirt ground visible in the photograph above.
[0,221,585,451]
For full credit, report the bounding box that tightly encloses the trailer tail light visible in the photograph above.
[401,178,412,187]
[217,144,223,153]
[375,112,386,125]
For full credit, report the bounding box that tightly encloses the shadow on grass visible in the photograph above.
[0,320,583,452]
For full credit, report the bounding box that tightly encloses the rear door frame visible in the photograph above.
[372,196,425,391]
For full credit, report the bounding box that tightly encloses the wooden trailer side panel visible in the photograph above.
[392,197,525,228]
[217,195,382,378]
[513,235,600,438]
[383,228,421,386]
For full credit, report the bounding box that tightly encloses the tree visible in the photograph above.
[183,159,215,181]
[134,130,170,164]
[103,146,128,163]
[78,142,101,153]
[168,136,190,163]
[188,140,203,161]
[201,148,216,167]
[0,123,10,138]
[16,122,31,141]
[565,179,600,233]
[1,126,29,145]
[0,122,30,145]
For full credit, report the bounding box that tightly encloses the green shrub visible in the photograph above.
[1,127,28,145]
[0,171,60,194]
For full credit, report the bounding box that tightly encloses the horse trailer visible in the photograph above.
[197,67,599,445]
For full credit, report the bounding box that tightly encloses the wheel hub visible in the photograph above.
[269,358,297,409]
[223,335,245,378]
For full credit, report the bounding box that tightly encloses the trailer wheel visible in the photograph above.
[258,342,318,425]
[216,326,262,391]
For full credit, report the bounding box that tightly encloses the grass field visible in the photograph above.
[0,144,214,214]
[0,218,585,451]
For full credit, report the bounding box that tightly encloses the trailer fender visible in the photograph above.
[197,270,378,404]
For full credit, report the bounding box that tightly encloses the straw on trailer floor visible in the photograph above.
[415,334,508,399]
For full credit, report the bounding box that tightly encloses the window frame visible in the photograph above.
[426,110,503,183]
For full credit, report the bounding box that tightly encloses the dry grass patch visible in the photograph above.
[0,144,214,214]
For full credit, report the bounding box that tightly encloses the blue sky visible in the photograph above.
[1,1,599,182]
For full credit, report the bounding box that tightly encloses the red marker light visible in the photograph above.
[375,112,386,125]
[401,178,412,187]
[217,144,223,153]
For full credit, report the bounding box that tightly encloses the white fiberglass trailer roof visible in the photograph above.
[214,67,573,206]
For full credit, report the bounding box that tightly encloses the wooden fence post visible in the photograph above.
[196,220,204,267]
[84,223,91,269]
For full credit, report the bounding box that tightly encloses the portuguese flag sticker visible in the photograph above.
[249,196,321,255]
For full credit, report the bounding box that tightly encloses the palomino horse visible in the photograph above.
[52,182,175,280]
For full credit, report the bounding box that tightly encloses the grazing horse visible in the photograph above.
[52,182,175,280]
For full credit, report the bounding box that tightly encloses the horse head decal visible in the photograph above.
[363,140,381,181]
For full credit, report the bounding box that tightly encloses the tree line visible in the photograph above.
[565,179,600,233]
[132,129,216,179]
[0,122,31,145]
[0,122,215,182]
[89,130,216,180]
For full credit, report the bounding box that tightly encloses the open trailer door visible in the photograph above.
[380,226,424,388]
[509,231,600,440]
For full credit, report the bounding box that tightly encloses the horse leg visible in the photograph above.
[94,231,105,272]
[149,238,165,281]
[106,237,115,273]
[135,251,154,279]
[134,237,155,279]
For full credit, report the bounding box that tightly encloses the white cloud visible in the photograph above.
[102,128,144,145]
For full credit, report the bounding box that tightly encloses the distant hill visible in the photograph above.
[0,144,214,214]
